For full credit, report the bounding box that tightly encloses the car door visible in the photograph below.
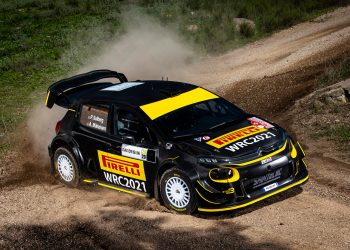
[73,103,112,178]
[96,106,159,195]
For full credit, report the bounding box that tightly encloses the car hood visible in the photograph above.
[178,117,286,158]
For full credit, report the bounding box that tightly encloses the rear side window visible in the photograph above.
[80,104,109,132]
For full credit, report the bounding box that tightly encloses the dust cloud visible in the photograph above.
[26,105,66,162]
[80,10,197,81]
[26,9,198,161]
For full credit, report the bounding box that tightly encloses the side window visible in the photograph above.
[115,109,155,144]
[80,104,109,133]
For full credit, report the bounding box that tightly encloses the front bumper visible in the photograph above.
[196,140,309,212]
[197,167,308,212]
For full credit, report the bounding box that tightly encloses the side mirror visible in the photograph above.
[122,135,135,145]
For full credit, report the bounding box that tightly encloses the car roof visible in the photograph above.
[77,80,198,107]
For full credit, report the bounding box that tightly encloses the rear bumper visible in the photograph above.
[198,168,308,212]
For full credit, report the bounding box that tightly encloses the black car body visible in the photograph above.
[46,70,309,214]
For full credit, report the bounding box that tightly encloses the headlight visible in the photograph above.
[209,167,240,183]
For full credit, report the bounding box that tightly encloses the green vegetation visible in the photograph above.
[0,0,348,156]
[0,0,122,141]
[239,22,255,38]
[324,125,350,142]
[317,57,350,87]
[141,0,349,53]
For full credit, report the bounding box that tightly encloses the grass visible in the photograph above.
[141,0,349,53]
[324,125,350,142]
[0,0,349,157]
[317,57,350,87]
[0,0,122,141]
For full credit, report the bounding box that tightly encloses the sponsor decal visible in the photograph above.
[202,136,210,141]
[261,157,272,164]
[194,137,202,142]
[122,144,148,161]
[98,150,146,181]
[207,125,266,149]
[248,117,274,129]
[224,131,276,152]
[263,182,278,192]
[253,168,282,188]
[103,171,147,192]
[101,82,144,91]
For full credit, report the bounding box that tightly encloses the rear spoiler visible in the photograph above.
[45,69,128,108]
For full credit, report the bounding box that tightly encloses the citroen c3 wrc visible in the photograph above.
[46,70,309,214]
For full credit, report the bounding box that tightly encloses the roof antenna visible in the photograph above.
[162,76,163,80]
[166,77,168,81]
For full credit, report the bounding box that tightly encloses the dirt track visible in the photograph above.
[1,7,350,250]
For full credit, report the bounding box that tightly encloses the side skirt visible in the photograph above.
[83,179,149,198]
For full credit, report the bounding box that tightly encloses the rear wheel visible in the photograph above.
[160,168,197,214]
[54,147,80,187]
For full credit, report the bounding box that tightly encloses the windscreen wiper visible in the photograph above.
[172,132,208,140]
[205,119,239,132]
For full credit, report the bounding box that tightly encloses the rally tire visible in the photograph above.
[54,147,80,187]
[160,168,197,214]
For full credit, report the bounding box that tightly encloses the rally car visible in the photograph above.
[45,70,309,214]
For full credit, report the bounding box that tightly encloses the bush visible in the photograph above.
[318,58,350,87]
[239,22,255,38]
[325,125,350,142]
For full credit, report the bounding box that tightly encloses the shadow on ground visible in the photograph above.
[0,209,290,249]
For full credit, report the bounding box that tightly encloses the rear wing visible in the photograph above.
[45,69,128,109]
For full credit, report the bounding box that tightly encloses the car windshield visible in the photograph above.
[154,98,247,139]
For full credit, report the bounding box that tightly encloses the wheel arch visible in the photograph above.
[50,136,84,174]
[155,159,199,201]
[154,162,178,201]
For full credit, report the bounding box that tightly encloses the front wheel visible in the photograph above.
[160,168,197,214]
[53,147,80,187]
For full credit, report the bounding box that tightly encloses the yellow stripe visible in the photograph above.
[167,156,180,161]
[290,142,297,158]
[97,182,146,197]
[295,161,299,176]
[302,159,308,168]
[195,189,221,204]
[83,179,95,183]
[197,180,213,193]
[45,91,50,106]
[198,175,309,212]
[297,142,306,156]
[231,141,288,167]
[68,109,76,112]
[140,88,218,120]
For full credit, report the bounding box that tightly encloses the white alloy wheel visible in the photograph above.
[57,154,75,182]
[165,176,191,208]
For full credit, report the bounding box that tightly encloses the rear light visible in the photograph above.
[55,120,62,134]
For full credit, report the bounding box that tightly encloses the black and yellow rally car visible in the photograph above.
[46,70,308,214]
